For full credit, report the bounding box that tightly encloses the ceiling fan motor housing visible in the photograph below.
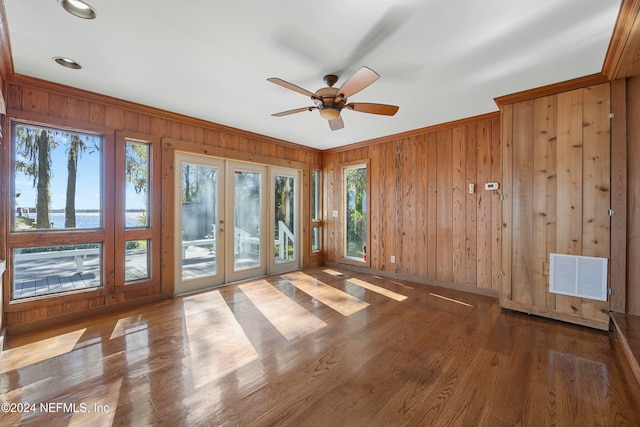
[314,86,346,120]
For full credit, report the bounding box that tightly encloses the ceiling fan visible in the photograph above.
[267,66,399,131]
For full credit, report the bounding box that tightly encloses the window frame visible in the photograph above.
[4,122,162,305]
[6,119,114,303]
[114,131,161,289]
[310,169,322,254]
[341,160,370,267]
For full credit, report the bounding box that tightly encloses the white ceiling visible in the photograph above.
[4,0,621,150]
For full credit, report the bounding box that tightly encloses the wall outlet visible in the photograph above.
[390,255,396,263]
[469,183,475,194]
[332,210,339,218]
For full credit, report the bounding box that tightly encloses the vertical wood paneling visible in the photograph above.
[500,82,612,330]
[511,101,534,305]
[490,118,502,292]
[452,127,466,285]
[501,105,514,301]
[476,121,492,289]
[465,124,478,287]
[555,89,584,317]
[610,79,627,313]
[416,135,428,278]
[426,133,438,280]
[401,138,416,276]
[386,141,399,273]
[370,143,383,271]
[532,97,554,307]
[322,112,501,295]
[626,77,640,315]
[436,130,453,283]
[581,83,610,322]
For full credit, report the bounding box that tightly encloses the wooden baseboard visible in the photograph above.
[500,299,610,331]
[323,262,499,298]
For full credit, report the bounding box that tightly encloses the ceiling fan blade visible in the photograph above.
[329,116,344,131]
[337,67,379,99]
[267,78,316,98]
[338,5,413,74]
[346,102,399,116]
[272,106,317,117]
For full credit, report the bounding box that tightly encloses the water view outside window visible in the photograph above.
[125,141,150,228]
[344,165,367,260]
[13,124,102,231]
[11,123,105,300]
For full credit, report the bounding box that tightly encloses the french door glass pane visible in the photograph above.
[181,163,218,280]
[274,175,295,263]
[125,240,150,282]
[234,170,261,271]
[125,141,150,228]
[345,165,367,260]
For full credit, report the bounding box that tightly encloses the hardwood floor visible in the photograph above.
[1,267,639,426]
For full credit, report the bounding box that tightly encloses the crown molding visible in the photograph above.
[494,73,609,107]
[602,0,640,79]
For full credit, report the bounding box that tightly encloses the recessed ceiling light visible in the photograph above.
[53,56,82,70]
[58,0,97,19]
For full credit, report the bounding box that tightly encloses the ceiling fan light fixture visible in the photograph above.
[58,0,97,19]
[319,107,340,121]
[53,56,82,70]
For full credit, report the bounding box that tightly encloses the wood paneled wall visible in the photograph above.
[322,113,502,294]
[500,82,611,330]
[1,75,321,331]
[625,76,640,315]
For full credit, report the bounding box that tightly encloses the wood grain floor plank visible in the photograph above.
[0,268,638,426]
[239,279,327,340]
[346,277,408,301]
[183,290,259,389]
[281,271,369,316]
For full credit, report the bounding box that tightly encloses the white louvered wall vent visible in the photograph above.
[549,253,608,301]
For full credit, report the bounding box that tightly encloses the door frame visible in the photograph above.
[174,152,226,295]
[269,166,302,274]
[225,161,268,283]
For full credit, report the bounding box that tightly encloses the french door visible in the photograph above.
[174,154,299,295]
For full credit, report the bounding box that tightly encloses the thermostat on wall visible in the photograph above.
[485,182,500,191]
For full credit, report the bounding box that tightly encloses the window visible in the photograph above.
[311,169,321,253]
[116,135,159,286]
[8,124,160,301]
[13,124,102,232]
[10,123,105,299]
[344,164,367,262]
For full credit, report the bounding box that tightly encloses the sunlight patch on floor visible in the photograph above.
[239,279,327,340]
[281,271,369,316]
[430,292,473,307]
[0,329,86,374]
[183,291,259,389]
[347,277,408,301]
